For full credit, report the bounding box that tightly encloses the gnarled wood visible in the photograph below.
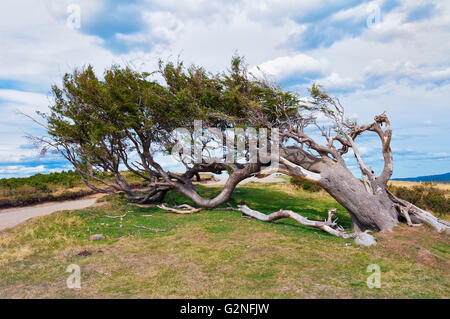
[128,202,203,214]
[388,191,450,234]
[157,203,203,214]
[238,205,356,239]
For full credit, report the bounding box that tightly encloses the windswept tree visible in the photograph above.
[242,83,449,235]
[32,57,449,244]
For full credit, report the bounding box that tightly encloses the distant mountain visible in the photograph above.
[393,172,450,182]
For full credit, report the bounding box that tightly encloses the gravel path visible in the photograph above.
[0,197,98,231]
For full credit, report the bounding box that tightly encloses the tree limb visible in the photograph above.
[238,205,356,239]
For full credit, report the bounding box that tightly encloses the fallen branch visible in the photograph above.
[388,190,450,233]
[395,203,422,227]
[156,203,203,214]
[133,225,165,232]
[237,205,356,239]
[128,202,202,214]
[176,203,197,210]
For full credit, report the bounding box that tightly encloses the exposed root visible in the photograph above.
[237,205,357,239]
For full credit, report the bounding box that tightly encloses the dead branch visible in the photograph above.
[238,205,356,239]
[176,203,197,210]
[128,202,203,214]
[133,225,165,232]
[157,203,203,214]
[396,203,422,227]
[213,203,240,211]
[388,190,450,233]
[326,208,337,224]
[128,203,203,214]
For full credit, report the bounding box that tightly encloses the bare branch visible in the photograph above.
[238,205,356,239]
[279,157,322,182]
[157,203,203,214]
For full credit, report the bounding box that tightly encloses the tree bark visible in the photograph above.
[317,164,399,232]
[238,205,357,239]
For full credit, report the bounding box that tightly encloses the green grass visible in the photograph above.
[0,182,448,298]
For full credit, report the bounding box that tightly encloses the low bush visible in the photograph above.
[0,170,81,190]
[388,182,449,215]
[0,170,147,209]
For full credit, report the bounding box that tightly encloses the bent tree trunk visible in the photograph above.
[277,156,449,235]
[318,165,398,232]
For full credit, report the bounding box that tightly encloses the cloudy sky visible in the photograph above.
[0,0,449,179]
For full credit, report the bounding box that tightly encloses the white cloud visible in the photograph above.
[250,54,327,80]
[330,1,369,22]
[0,165,46,174]
[0,90,49,112]
[318,72,360,90]
[0,0,115,87]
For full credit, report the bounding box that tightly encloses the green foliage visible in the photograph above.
[388,182,449,215]
[290,177,323,192]
[41,57,301,173]
[0,170,81,191]
[0,170,145,209]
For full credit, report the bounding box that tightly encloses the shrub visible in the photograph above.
[290,177,323,192]
[0,170,81,191]
[388,182,449,215]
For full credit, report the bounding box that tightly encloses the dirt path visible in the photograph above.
[0,197,99,231]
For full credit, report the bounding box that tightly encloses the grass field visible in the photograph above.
[0,182,448,298]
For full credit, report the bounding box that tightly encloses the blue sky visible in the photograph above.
[0,0,449,179]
